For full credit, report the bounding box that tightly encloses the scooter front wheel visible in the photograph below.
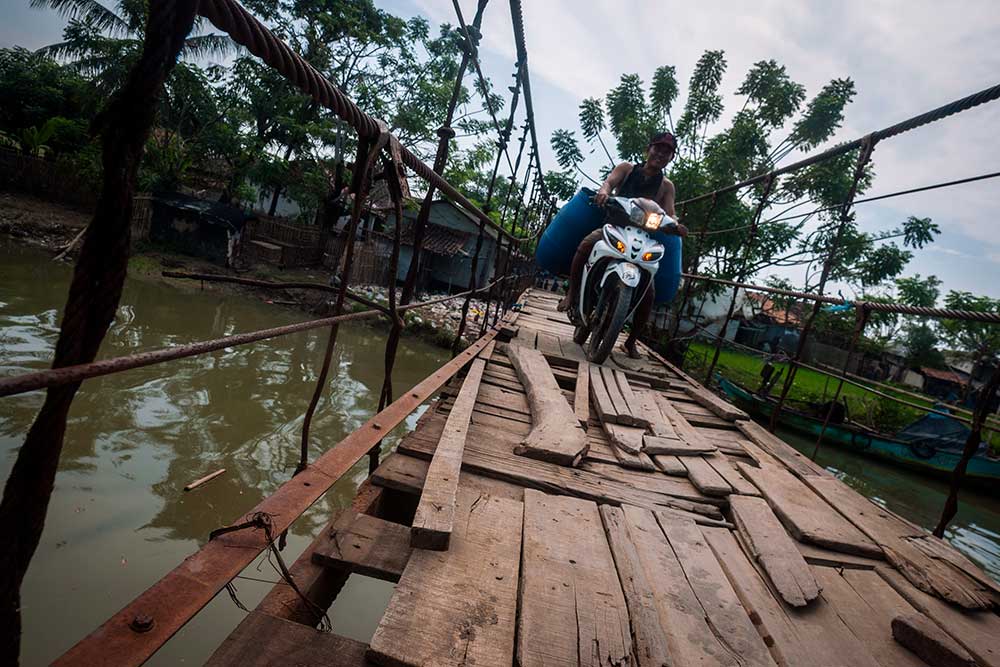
[573,322,590,345]
[587,277,633,364]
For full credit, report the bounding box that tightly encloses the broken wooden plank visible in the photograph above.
[602,421,644,455]
[573,362,590,428]
[642,435,715,456]
[633,388,678,439]
[681,455,732,497]
[369,488,523,667]
[370,451,524,502]
[683,383,747,420]
[609,443,658,472]
[650,453,687,476]
[312,511,411,582]
[805,474,994,610]
[813,567,929,667]
[557,336,587,362]
[598,505,673,667]
[879,567,1000,667]
[206,611,372,666]
[411,357,487,550]
[704,451,759,496]
[588,363,617,424]
[892,612,976,667]
[796,541,881,570]
[507,344,588,466]
[614,370,650,428]
[535,331,563,358]
[737,459,883,559]
[518,490,632,667]
[497,324,519,342]
[600,365,635,425]
[652,392,715,451]
[729,495,820,607]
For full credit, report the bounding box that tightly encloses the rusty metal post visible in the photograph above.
[770,136,877,432]
[703,177,774,384]
[671,194,717,340]
[300,136,378,474]
[935,364,1000,537]
[484,65,523,211]
[811,305,870,459]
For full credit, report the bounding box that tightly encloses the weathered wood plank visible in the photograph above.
[633,388,678,439]
[652,392,715,451]
[702,527,881,667]
[368,488,523,667]
[507,344,588,465]
[795,541,881,570]
[614,370,650,428]
[573,361,590,428]
[558,336,587,362]
[892,612,977,667]
[650,453,687,476]
[683,383,747,420]
[598,505,673,667]
[518,490,633,667]
[738,459,883,559]
[729,495,820,607]
[603,421,644,455]
[370,451,525,502]
[206,611,372,666]
[412,357,487,550]
[513,326,537,349]
[813,567,928,667]
[738,419,828,478]
[681,455,733,497]
[704,452,759,496]
[588,363,617,424]
[312,511,411,582]
[398,424,729,525]
[535,331,563,358]
[879,567,1000,667]
[656,513,777,667]
[600,365,635,425]
[805,475,995,610]
[642,435,715,456]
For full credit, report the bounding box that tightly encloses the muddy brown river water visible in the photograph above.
[2,240,999,665]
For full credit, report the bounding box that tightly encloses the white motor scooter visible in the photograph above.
[571,196,677,363]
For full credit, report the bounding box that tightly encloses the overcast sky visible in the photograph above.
[6,0,1000,299]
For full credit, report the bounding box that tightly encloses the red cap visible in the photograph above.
[649,131,677,151]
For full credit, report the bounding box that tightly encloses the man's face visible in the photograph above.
[646,142,674,168]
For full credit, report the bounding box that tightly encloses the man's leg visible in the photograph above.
[557,230,603,313]
[624,284,655,358]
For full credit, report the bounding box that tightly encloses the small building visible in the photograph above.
[920,366,969,400]
[387,200,500,292]
[145,191,252,266]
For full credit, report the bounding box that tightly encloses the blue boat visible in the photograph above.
[718,376,1000,489]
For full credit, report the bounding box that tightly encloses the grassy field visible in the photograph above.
[682,341,999,450]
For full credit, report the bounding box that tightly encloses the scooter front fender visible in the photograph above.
[601,261,641,289]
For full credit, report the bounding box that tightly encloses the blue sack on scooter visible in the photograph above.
[535,187,682,303]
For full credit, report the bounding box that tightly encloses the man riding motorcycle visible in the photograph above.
[557,131,687,357]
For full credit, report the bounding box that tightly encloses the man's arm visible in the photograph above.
[594,162,633,206]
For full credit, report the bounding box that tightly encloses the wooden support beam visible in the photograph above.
[411,355,488,550]
[312,511,412,582]
[507,345,588,465]
[892,613,976,667]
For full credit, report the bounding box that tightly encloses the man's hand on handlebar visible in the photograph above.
[593,189,610,207]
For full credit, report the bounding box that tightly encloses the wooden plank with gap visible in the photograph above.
[642,435,716,456]
[656,513,777,667]
[573,362,590,428]
[598,505,673,667]
[312,511,412,582]
[411,356,488,549]
[369,451,525,503]
[682,383,747,421]
[738,459,883,559]
[368,488,523,667]
[600,365,635,425]
[614,370,650,428]
[813,567,929,667]
[535,331,563,358]
[652,392,715,451]
[681,455,732,497]
[633,388,679,439]
[206,611,373,666]
[651,453,688,476]
[702,527,882,667]
[602,421,644,455]
[518,490,633,667]
[704,451,760,496]
[507,344,588,466]
[729,495,820,607]
[879,567,1000,667]
[588,363,617,424]
[620,506,760,667]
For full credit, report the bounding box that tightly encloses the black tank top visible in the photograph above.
[616,161,663,200]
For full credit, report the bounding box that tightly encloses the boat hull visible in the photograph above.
[719,377,1000,488]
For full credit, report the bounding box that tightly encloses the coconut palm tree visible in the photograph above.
[32,0,235,97]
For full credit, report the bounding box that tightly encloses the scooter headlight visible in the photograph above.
[643,212,663,231]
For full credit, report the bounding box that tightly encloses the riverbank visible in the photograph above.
[0,191,490,351]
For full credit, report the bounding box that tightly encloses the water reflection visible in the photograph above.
[0,242,448,665]
[778,428,1000,582]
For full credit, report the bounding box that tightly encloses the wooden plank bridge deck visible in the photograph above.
[208,289,1000,667]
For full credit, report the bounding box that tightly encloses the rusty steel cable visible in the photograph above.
[196,0,533,243]
[676,82,1000,208]
[507,0,547,200]
[0,275,516,400]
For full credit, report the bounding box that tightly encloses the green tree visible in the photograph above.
[939,291,1000,388]
[903,323,946,369]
